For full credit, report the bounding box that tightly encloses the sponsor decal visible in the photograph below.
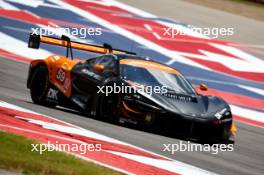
[162,93,197,102]
[214,108,227,119]
[47,88,58,101]
[56,68,65,82]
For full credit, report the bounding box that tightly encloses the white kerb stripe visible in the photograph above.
[107,151,216,175]
[230,105,264,123]
[0,32,52,60]
[238,85,264,97]
[0,0,19,10]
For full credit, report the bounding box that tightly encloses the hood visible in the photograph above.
[139,91,229,118]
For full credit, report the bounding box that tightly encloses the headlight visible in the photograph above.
[214,108,230,119]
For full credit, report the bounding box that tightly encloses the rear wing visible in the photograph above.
[28,33,136,59]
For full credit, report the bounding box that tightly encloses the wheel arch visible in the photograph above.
[27,60,49,89]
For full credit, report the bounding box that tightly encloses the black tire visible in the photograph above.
[30,65,56,107]
[98,93,121,123]
[221,127,233,144]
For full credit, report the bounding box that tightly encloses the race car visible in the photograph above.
[27,34,237,143]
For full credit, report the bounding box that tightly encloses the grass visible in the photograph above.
[0,131,122,175]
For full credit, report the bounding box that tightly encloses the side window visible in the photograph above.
[85,57,98,67]
[93,55,116,75]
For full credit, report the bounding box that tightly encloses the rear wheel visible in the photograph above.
[30,65,56,107]
[98,93,121,123]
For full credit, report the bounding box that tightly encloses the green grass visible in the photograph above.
[0,131,122,175]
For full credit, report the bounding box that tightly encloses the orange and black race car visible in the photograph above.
[27,34,236,143]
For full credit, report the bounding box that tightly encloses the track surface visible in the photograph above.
[0,57,263,175]
[119,0,264,58]
[119,0,264,44]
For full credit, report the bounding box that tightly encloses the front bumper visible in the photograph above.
[155,112,235,142]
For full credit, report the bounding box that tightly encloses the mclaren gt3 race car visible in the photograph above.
[27,34,237,143]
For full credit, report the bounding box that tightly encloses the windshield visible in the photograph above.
[120,61,195,95]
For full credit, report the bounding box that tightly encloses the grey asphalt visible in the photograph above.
[0,56,264,175]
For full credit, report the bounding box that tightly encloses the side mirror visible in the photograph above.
[199,84,208,91]
[94,64,105,73]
